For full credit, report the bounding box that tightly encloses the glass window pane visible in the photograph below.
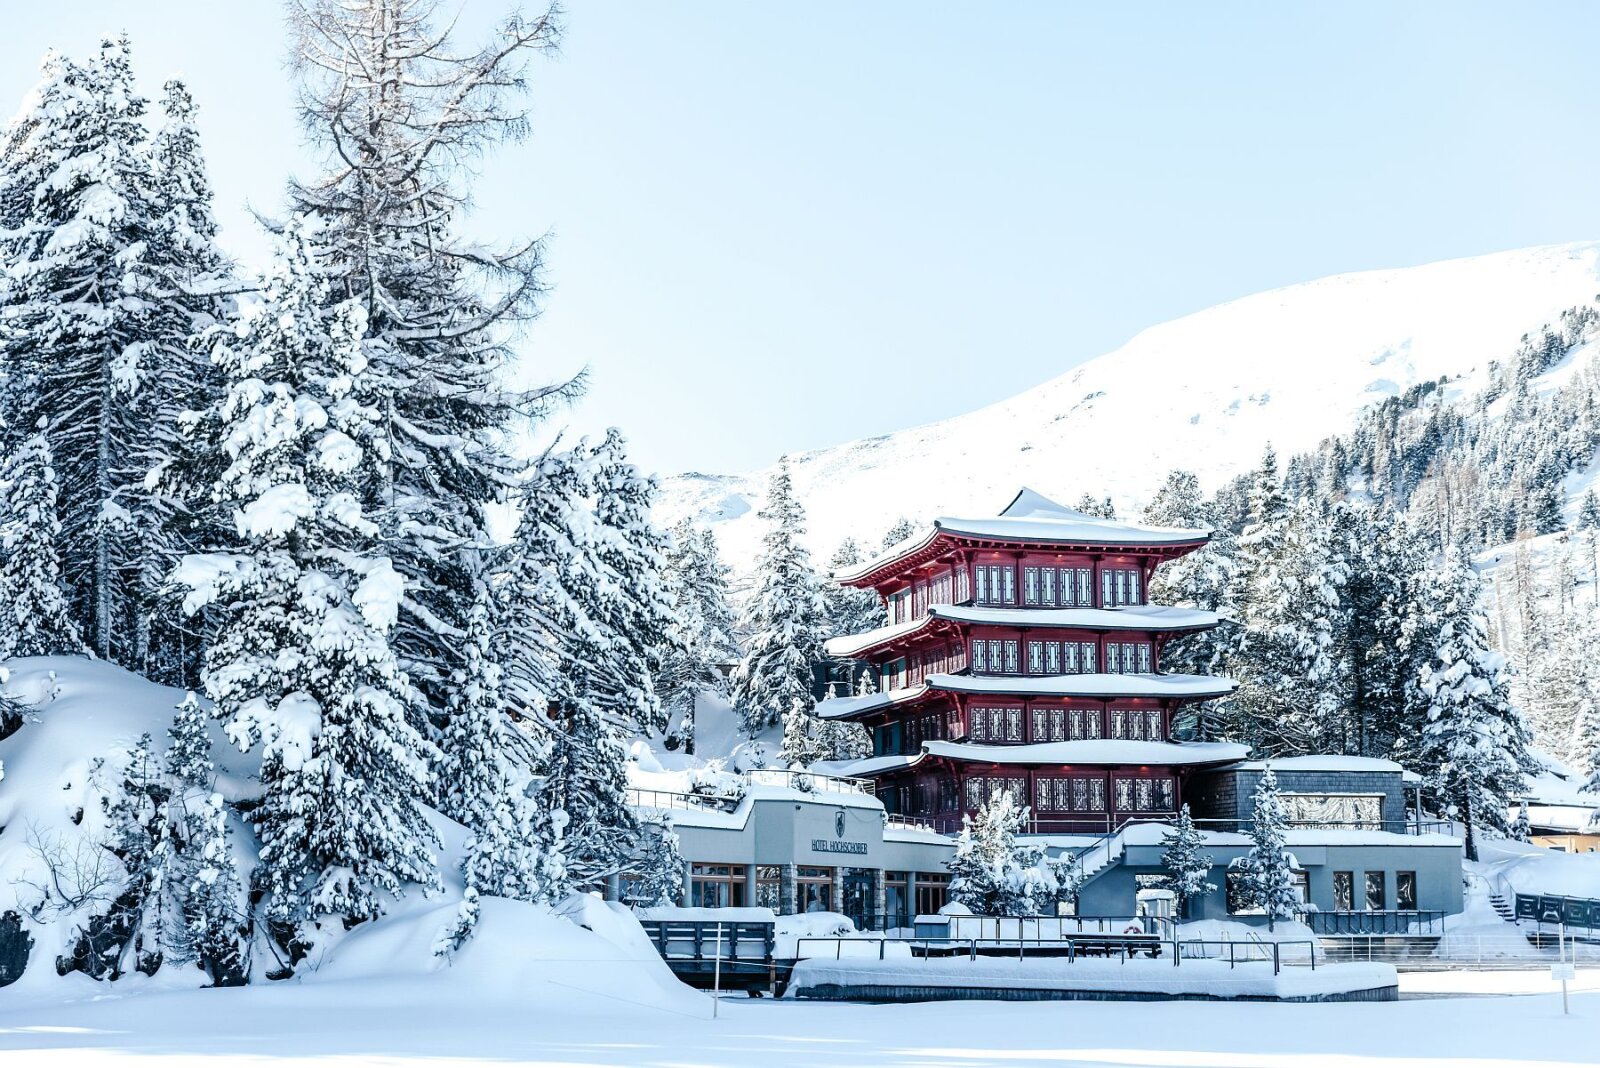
[1365,872,1386,911]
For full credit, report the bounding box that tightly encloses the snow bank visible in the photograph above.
[788,955,1396,1000]
[0,656,703,1018]
[1477,836,1600,900]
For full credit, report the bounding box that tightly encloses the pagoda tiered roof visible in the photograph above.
[824,603,1221,659]
[836,487,1211,587]
[833,738,1250,777]
[815,670,1238,721]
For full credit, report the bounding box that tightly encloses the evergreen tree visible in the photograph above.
[1229,768,1301,930]
[1074,493,1117,519]
[1158,805,1216,918]
[1143,470,1236,736]
[0,39,167,663]
[1510,801,1532,843]
[497,445,638,892]
[165,695,248,985]
[1415,549,1533,862]
[823,538,884,638]
[731,461,826,737]
[879,516,916,551]
[286,0,575,736]
[176,219,440,931]
[945,791,1058,916]
[657,520,737,754]
[0,423,85,659]
[780,699,826,766]
[134,77,235,685]
[626,813,684,908]
[1231,501,1351,754]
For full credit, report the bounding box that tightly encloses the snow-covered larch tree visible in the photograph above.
[175,218,439,934]
[0,422,85,659]
[731,461,826,738]
[1414,548,1533,862]
[286,0,577,734]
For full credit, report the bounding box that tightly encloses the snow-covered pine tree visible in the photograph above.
[165,693,247,985]
[0,423,85,659]
[0,39,167,664]
[1230,500,1351,754]
[1415,548,1534,862]
[879,517,916,551]
[626,813,684,908]
[1158,804,1216,918]
[1074,493,1116,519]
[176,218,440,932]
[583,429,677,738]
[1143,470,1236,736]
[437,590,510,832]
[780,698,825,766]
[496,445,637,893]
[135,78,235,686]
[945,790,1057,916]
[1229,768,1301,930]
[1574,675,1600,793]
[1510,801,1531,842]
[731,461,826,737]
[657,519,735,754]
[823,539,885,637]
[286,0,577,737]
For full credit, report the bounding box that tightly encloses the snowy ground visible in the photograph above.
[0,967,1594,1067]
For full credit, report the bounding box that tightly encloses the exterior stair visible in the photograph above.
[1489,893,1516,923]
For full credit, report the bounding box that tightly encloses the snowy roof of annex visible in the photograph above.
[824,604,1221,659]
[834,488,1213,584]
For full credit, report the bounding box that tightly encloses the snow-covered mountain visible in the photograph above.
[658,242,1600,570]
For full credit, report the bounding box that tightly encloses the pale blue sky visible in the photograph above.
[5,3,1600,477]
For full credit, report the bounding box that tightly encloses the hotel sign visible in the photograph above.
[811,807,869,855]
[811,838,869,855]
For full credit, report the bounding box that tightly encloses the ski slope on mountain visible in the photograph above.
[659,242,1600,570]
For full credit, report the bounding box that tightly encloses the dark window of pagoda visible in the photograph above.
[1100,567,1143,607]
[970,705,1023,743]
[1030,706,1068,742]
[1036,776,1108,812]
[1069,708,1103,739]
[1109,708,1164,741]
[1113,776,1175,812]
[938,776,959,811]
[975,564,1016,606]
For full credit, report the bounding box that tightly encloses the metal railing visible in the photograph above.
[883,813,938,833]
[794,935,1318,975]
[1301,909,1447,936]
[625,787,740,813]
[743,768,877,796]
[1192,817,1455,837]
[1515,892,1600,931]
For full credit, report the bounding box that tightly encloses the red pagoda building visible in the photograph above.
[818,488,1245,833]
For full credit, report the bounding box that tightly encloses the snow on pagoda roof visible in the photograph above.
[832,739,1249,776]
[1218,755,1407,774]
[824,604,1221,658]
[834,488,1212,583]
[814,671,1237,720]
[926,671,1237,701]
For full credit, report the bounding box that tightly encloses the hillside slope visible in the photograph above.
[659,242,1600,569]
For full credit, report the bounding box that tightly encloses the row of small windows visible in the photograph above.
[887,569,965,625]
[971,639,1153,676]
[889,562,1146,618]
[967,705,1165,744]
[964,774,1176,814]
